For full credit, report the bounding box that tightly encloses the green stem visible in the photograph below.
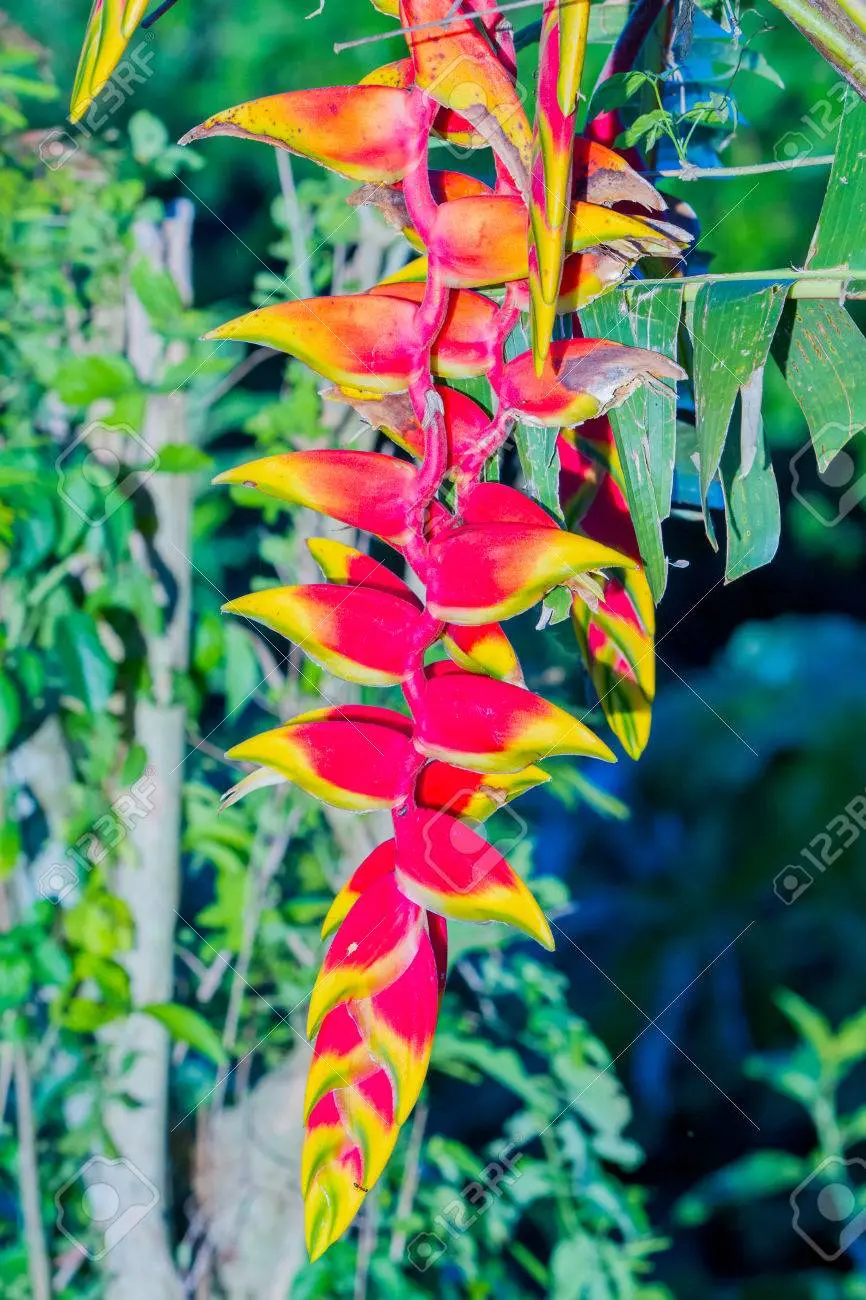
[625,268,866,300]
[766,0,866,92]
[835,0,866,33]
[539,1129,580,1237]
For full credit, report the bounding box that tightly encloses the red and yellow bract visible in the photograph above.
[73,0,689,1262]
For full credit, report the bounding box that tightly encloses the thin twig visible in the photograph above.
[200,347,274,409]
[141,0,183,27]
[207,801,301,1119]
[389,1100,429,1262]
[275,150,314,300]
[649,153,835,179]
[13,1048,51,1300]
[335,0,545,51]
[354,1185,379,1300]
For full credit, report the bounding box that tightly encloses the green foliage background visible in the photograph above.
[0,3,865,1298]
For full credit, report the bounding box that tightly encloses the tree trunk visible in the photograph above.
[100,200,195,1300]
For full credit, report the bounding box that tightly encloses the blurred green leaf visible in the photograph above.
[673,1150,807,1227]
[56,610,116,712]
[53,354,136,406]
[131,257,185,329]
[157,444,214,475]
[142,1002,228,1066]
[0,671,21,752]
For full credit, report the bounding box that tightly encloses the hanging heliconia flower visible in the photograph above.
[74,0,690,1262]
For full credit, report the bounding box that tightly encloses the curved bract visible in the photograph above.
[71,0,150,123]
[180,85,429,183]
[72,0,687,1262]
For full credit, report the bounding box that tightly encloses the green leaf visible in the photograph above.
[581,286,684,600]
[56,611,116,712]
[720,368,781,581]
[541,586,573,626]
[156,444,215,475]
[129,110,170,164]
[224,622,263,718]
[0,671,21,753]
[0,821,21,877]
[586,69,655,120]
[688,280,789,541]
[64,896,135,959]
[551,1236,608,1300]
[673,1151,808,1227]
[506,319,562,515]
[53,354,136,406]
[617,109,673,152]
[0,948,31,1010]
[61,997,124,1033]
[131,258,185,330]
[775,989,834,1055]
[772,300,866,470]
[141,1002,227,1066]
[833,1006,866,1066]
[516,424,562,517]
[807,91,866,271]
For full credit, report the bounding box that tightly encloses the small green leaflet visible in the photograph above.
[688,280,789,547]
[580,285,684,602]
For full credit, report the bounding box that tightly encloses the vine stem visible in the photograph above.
[649,154,835,179]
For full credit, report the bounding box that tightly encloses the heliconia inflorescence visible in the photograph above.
[73,0,689,1261]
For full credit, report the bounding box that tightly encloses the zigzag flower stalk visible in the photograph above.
[74,0,688,1262]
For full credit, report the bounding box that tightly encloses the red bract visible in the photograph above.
[75,0,686,1262]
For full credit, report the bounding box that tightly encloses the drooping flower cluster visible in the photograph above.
[74,0,688,1261]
